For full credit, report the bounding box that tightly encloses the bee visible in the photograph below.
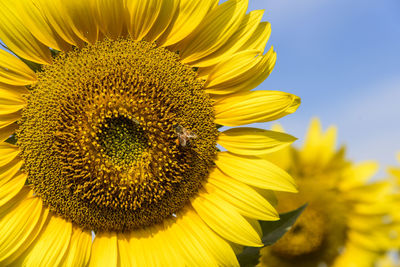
[174,124,197,147]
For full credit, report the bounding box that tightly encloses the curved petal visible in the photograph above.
[0,172,26,208]
[95,0,125,39]
[145,0,179,43]
[166,218,220,266]
[89,232,118,267]
[61,226,92,267]
[126,230,156,267]
[339,161,378,191]
[218,127,297,156]
[176,209,239,266]
[179,0,248,64]
[192,189,263,247]
[117,234,135,267]
[0,83,29,139]
[0,50,37,86]
[0,143,21,168]
[214,91,300,126]
[206,169,279,220]
[0,112,21,142]
[125,0,161,40]
[0,1,51,64]
[0,123,19,143]
[36,0,86,47]
[300,118,337,168]
[18,214,72,267]
[63,0,99,44]
[16,0,72,51]
[215,152,297,192]
[159,0,217,47]
[190,10,264,68]
[0,188,49,265]
[0,83,29,104]
[205,48,276,95]
[239,21,271,53]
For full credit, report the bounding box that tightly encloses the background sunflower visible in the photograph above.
[259,119,398,267]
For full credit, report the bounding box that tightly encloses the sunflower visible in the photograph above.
[0,0,301,265]
[260,119,398,267]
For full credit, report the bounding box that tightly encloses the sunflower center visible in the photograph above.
[97,116,149,168]
[18,38,218,232]
[271,208,326,257]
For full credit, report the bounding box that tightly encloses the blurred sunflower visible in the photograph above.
[0,0,301,266]
[260,119,397,267]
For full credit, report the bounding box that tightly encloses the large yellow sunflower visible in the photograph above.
[0,0,301,265]
[260,119,397,267]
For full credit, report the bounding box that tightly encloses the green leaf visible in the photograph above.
[237,204,307,267]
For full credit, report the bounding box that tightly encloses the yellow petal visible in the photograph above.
[0,189,49,265]
[190,10,264,68]
[0,103,26,116]
[117,234,135,267]
[339,161,378,191]
[61,226,92,267]
[246,217,262,238]
[0,111,21,142]
[0,143,20,169]
[207,169,279,220]
[300,118,338,167]
[36,0,86,47]
[0,83,28,104]
[0,172,26,207]
[0,123,18,143]
[0,1,51,64]
[158,219,216,266]
[180,0,248,64]
[215,152,297,192]
[192,190,263,247]
[218,127,297,156]
[63,0,99,44]
[261,123,293,170]
[214,91,300,126]
[347,230,391,251]
[125,0,161,40]
[0,49,37,86]
[332,243,377,267]
[177,209,239,266]
[128,230,158,267]
[159,0,217,46]
[343,182,390,203]
[16,0,72,51]
[90,232,118,267]
[205,48,276,95]
[151,226,185,267]
[145,0,179,42]
[95,0,125,39]
[20,214,72,267]
[239,21,271,53]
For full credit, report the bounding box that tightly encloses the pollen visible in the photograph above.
[17,39,218,232]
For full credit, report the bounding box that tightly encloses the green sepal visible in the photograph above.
[237,204,307,267]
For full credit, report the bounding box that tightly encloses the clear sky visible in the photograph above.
[248,0,400,175]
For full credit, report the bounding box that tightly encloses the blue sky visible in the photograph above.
[248,0,400,175]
